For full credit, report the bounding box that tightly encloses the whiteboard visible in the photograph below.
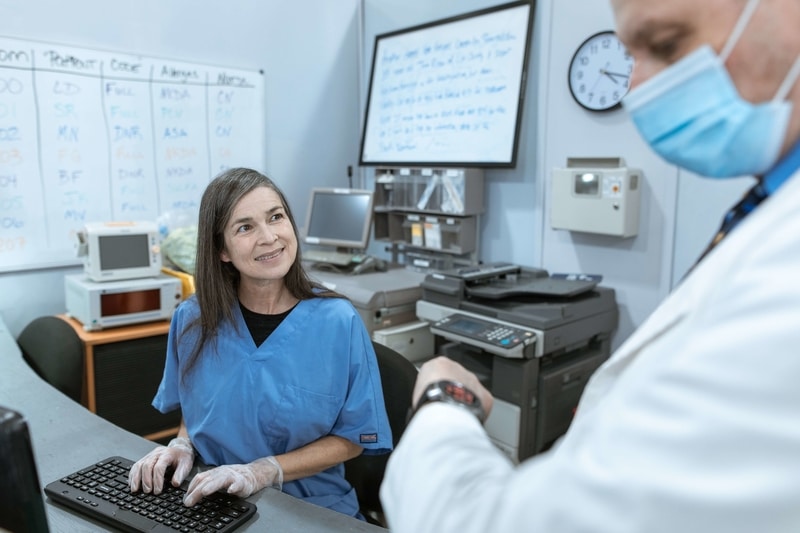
[359,0,532,167]
[0,37,265,273]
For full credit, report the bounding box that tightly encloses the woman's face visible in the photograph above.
[219,186,297,289]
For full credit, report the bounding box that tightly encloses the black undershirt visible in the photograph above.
[239,301,295,347]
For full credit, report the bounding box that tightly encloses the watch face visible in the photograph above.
[414,380,486,423]
[443,382,477,406]
[568,31,634,111]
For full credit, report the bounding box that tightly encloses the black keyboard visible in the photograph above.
[44,456,257,532]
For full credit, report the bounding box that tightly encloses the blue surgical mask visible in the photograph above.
[624,0,800,178]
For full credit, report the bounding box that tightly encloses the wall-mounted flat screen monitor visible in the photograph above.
[303,188,374,250]
[360,0,534,168]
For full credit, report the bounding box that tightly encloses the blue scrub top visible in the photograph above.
[152,295,393,517]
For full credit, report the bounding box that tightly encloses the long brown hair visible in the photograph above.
[181,167,343,377]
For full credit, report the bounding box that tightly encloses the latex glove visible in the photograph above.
[183,456,283,507]
[128,436,195,495]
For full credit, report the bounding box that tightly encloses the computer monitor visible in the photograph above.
[302,188,375,251]
[0,406,50,532]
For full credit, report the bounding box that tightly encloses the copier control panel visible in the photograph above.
[431,313,536,359]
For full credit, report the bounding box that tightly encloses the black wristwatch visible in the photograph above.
[410,380,487,423]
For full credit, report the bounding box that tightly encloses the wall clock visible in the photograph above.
[568,31,634,112]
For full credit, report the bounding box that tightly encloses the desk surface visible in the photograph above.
[0,317,385,532]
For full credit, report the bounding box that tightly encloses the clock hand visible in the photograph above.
[601,69,620,85]
[591,62,610,92]
[604,71,630,80]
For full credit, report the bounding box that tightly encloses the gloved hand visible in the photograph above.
[128,436,195,495]
[183,456,283,507]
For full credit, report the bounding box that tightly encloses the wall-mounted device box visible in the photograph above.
[551,157,641,238]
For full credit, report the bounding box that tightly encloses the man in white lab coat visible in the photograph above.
[381,0,800,531]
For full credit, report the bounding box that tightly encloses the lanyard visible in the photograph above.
[763,138,800,194]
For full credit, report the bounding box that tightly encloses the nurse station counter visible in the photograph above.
[0,316,385,532]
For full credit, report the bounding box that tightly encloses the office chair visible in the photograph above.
[17,316,84,404]
[345,341,420,528]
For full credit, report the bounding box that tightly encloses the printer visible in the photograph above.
[309,267,427,337]
[417,262,618,462]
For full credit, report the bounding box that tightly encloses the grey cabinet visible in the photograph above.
[373,167,484,269]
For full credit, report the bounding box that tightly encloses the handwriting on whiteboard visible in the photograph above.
[0,37,264,272]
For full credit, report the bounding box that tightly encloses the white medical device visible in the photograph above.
[76,221,163,282]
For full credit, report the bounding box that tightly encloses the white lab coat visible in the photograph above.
[381,168,800,533]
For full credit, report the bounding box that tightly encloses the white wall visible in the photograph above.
[541,1,751,345]
[672,173,752,284]
[540,0,680,345]
[0,0,362,337]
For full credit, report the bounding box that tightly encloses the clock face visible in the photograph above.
[568,31,634,111]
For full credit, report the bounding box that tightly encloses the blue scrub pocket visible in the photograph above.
[264,384,339,452]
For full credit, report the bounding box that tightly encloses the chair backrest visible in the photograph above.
[345,340,419,527]
[17,316,84,403]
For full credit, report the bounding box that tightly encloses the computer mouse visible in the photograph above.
[373,257,388,272]
[351,256,388,275]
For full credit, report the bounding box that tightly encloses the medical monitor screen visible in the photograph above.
[303,189,374,250]
[359,1,534,167]
[98,234,150,270]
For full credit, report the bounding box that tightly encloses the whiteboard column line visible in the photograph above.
[30,49,48,246]
[148,64,161,214]
[99,61,114,216]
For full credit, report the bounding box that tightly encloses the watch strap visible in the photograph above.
[408,379,487,424]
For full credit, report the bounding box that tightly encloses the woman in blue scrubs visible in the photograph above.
[128,168,392,518]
